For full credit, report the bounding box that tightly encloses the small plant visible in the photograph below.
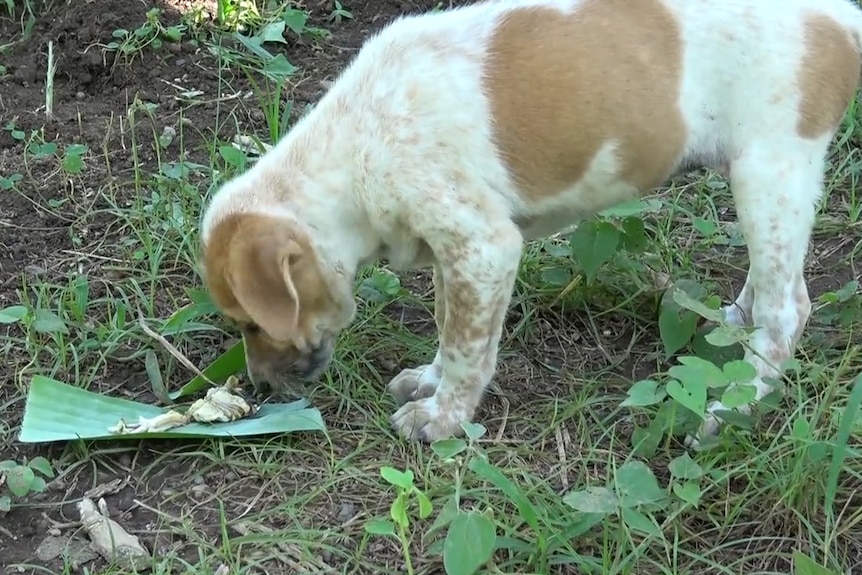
[0,456,55,512]
[106,8,185,61]
[365,466,434,575]
[328,1,353,24]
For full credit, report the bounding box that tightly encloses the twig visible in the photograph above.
[555,426,569,490]
[45,41,56,120]
[136,310,214,386]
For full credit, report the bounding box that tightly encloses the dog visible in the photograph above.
[199,0,862,447]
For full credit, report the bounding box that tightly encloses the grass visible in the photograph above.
[1,0,862,574]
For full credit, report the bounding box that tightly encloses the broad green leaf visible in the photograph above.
[792,551,840,575]
[0,305,27,324]
[461,422,487,441]
[693,217,717,236]
[666,379,707,418]
[792,415,811,440]
[29,476,47,493]
[169,340,246,399]
[364,519,396,536]
[6,465,35,497]
[705,323,750,347]
[720,384,757,409]
[0,495,10,512]
[722,359,757,383]
[431,438,467,459]
[615,461,665,507]
[380,467,414,490]
[257,20,286,43]
[469,457,538,532]
[234,32,273,60]
[416,491,433,519]
[672,480,702,507]
[263,54,297,81]
[658,279,707,357]
[671,288,724,323]
[19,375,325,443]
[620,216,648,253]
[710,408,757,430]
[598,198,662,218]
[541,266,571,287]
[621,379,666,407]
[563,486,618,514]
[443,511,496,575]
[282,9,309,35]
[631,421,663,459]
[27,456,54,478]
[390,492,408,528]
[668,453,703,480]
[569,220,620,281]
[63,153,83,174]
[691,324,745,365]
[0,460,16,471]
[621,507,661,536]
[218,144,248,170]
[32,309,68,334]
[669,356,727,389]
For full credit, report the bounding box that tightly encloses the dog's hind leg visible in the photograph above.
[686,135,830,448]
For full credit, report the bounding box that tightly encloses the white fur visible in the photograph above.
[201,0,862,445]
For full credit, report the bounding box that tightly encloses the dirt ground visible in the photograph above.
[0,0,478,570]
[2,0,861,573]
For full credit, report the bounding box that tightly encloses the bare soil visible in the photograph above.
[0,0,474,569]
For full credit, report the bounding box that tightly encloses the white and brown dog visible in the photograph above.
[200,0,862,446]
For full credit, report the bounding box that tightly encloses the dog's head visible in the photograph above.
[201,211,355,396]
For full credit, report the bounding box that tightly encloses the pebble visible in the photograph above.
[175,58,186,67]
[76,91,85,100]
[337,502,356,523]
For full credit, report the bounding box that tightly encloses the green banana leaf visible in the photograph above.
[18,375,325,443]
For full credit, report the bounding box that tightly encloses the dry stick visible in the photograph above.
[45,41,56,120]
[136,310,215,387]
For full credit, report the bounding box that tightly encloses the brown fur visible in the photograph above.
[797,12,861,139]
[202,213,337,370]
[482,0,687,200]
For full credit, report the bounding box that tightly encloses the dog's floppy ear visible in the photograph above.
[224,219,307,344]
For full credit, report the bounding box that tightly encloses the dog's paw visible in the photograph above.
[391,395,466,442]
[387,365,440,406]
[684,403,722,450]
[685,399,755,449]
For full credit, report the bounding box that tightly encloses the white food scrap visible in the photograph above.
[108,410,189,434]
[77,497,149,569]
[186,375,257,423]
[107,376,257,435]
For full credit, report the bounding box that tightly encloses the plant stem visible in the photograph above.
[398,523,414,575]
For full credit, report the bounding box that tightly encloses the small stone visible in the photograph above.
[337,502,356,523]
[175,58,186,66]
[25,264,46,276]
[76,91,85,100]
[35,535,66,561]
[48,527,61,537]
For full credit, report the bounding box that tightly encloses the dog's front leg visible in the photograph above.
[390,223,523,442]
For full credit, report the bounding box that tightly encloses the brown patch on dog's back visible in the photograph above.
[482,0,687,200]
[796,12,860,139]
